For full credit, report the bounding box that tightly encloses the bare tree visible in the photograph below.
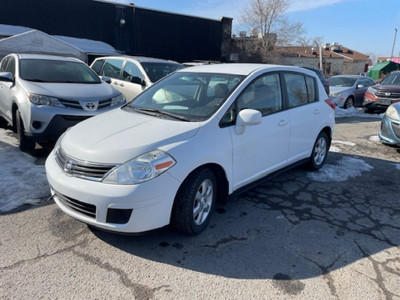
[297,35,324,48]
[237,0,305,63]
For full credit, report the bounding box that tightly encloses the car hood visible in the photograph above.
[329,86,351,94]
[61,108,200,163]
[372,84,400,93]
[19,79,120,100]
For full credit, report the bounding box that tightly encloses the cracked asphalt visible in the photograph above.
[1,116,399,299]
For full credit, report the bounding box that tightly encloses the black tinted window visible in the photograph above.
[20,59,101,83]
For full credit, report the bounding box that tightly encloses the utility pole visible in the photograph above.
[391,28,397,59]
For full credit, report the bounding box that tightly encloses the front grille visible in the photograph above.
[56,191,96,218]
[55,148,116,181]
[59,98,112,110]
[375,91,400,99]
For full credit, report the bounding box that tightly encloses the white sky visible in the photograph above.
[0,107,383,213]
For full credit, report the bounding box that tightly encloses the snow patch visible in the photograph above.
[0,130,49,212]
[329,146,341,153]
[369,135,381,143]
[335,107,383,119]
[308,157,373,182]
[332,140,356,146]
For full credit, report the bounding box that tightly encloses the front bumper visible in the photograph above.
[45,150,182,233]
[379,115,400,146]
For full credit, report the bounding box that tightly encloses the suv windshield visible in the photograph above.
[381,72,400,85]
[126,72,244,121]
[141,62,183,83]
[20,59,101,84]
[329,77,357,87]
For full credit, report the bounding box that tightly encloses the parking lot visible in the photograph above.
[0,113,399,299]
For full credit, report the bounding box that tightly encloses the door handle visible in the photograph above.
[278,120,288,127]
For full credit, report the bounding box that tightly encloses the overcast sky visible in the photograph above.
[119,0,400,58]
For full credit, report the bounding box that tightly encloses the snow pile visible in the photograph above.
[0,129,49,212]
[308,156,373,182]
[335,107,384,119]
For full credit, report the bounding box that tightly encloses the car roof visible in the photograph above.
[14,53,82,62]
[95,55,181,64]
[176,63,311,76]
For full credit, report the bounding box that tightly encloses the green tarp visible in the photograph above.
[368,61,399,80]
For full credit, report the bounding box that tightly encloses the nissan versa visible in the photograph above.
[45,64,335,235]
[0,54,126,151]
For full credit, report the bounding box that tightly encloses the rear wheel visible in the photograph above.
[308,132,329,170]
[171,168,217,235]
[344,97,354,109]
[16,109,35,152]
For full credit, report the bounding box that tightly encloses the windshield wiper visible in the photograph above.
[133,107,191,122]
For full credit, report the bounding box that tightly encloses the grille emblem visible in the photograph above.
[80,100,99,111]
[385,92,391,96]
[64,160,73,173]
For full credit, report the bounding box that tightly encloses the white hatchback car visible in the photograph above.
[45,64,335,235]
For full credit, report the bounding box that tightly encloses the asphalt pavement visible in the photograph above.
[0,117,399,299]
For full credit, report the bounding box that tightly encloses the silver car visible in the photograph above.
[0,54,126,151]
[329,75,375,108]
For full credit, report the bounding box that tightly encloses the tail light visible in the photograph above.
[325,99,335,110]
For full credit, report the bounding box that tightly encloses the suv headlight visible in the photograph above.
[110,94,126,107]
[103,150,176,185]
[385,105,400,121]
[27,93,64,107]
[366,87,377,95]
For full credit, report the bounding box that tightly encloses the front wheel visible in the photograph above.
[344,97,354,109]
[16,109,35,152]
[308,132,329,170]
[171,168,217,235]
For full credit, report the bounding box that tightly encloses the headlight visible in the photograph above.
[103,150,176,185]
[27,93,64,107]
[385,105,400,121]
[366,87,377,95]
[110,94,126,107]
[330,92,341,98]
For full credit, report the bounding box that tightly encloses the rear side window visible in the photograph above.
[122,61,144,82]
[101,59,123,79]
[91,59,105,75]
[284,73,318,107]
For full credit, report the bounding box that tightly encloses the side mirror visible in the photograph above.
[235,109,262,135]
[356,84,365,89]
[100,76,112,84]
[130,76,146,86]
[0,72,14,83]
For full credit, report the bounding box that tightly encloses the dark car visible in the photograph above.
[363,71,400,113]
[296,65,330,95]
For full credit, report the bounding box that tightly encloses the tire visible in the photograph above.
[308,132,329,170]
[0,116,7,128]
[344,97,354,109]
[171,168,217,235]
[16,109,35,152]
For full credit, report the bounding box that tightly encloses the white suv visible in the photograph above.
[45,64,335,235]
[0,54,126,151]
[91,56,183,101]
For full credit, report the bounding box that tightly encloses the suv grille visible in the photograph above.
[375,91,400,99]
[55,148,116,181]
[55,191,96,218]
[59,98,113,110]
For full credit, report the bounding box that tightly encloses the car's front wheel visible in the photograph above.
[308,132,329,170]
[171,168,217,235]
[344,97,354,109]
[16,109,35,152]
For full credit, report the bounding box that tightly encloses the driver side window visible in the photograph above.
[122,61,144,83]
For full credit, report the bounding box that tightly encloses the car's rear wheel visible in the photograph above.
[16,109,35,152]
[308,132,329,170]
[344,97,354,109]
[171,168,217,235]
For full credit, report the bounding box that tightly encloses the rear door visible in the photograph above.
[282,72,322,163]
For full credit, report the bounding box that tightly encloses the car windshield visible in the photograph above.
[141,62,184,83]
[20,59,101,84]
[125,72,244,121]
[381,73,400,85]
[329,77,357,87]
